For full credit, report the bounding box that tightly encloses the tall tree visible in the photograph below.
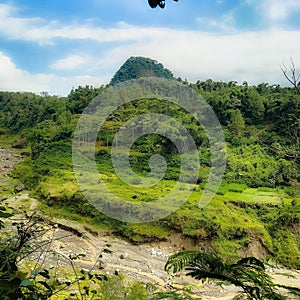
[229,109,245,136]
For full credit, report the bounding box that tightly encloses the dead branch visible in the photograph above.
[281,58,300,94]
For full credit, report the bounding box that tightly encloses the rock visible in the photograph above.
[81,268,89,274]
[12,137,27,149]
[56,278,65,285]
[14,183,25,193]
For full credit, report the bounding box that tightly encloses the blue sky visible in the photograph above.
[0,0,300,95]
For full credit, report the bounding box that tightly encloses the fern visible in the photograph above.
[165,251,291,299]
[165,250,221,274]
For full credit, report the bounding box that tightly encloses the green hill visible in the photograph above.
[109,56,174,85]
[0,57,299,270]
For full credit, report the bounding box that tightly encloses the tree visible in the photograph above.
[280,59,300,154]
[241,87,265,123]
[148,0,178,9]
[229,109,245,136]
[281,58,300,95]
[66,85,104,114]
[165,251,300,299]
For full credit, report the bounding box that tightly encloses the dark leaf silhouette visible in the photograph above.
[165,251,292,299]
[148,0,178,9]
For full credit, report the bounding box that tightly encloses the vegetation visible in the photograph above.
[0,56,299,298]
[110,57,174,85]
[0,208,153,299]
[165,250,300,299]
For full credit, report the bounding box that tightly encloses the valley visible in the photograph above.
[0,57,299,299]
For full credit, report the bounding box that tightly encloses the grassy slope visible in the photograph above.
[11,141,300,269]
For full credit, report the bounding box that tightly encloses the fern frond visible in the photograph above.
[165,251,224,275]
[235,257,265,270]
[165,251,205,274]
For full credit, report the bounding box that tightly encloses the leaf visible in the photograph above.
[235,257,265,270]
[38,280,52,291]
[65,281,71,286]
[39,270,50,279]
[95,274,108,281]
[165,250,223,274]
[165,250,202,273]
[0,211,13,218]
[20,278,34,287]
[31,270,39,277]
[0,278,21,291]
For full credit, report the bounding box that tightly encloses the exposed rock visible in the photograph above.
[0,148,22,174]
[14,182,25,193]
[12,137,27,149]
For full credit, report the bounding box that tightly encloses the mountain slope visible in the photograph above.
[109,56,174,85]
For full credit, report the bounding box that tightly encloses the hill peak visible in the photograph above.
[110,56,174,86]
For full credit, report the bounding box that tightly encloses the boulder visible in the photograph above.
[14,183,25,193]
[12,137,27,149]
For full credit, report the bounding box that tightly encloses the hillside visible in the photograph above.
[0,57,299,298]
[109,56,174,85]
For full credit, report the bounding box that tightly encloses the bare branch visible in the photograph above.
[281,58,300,94]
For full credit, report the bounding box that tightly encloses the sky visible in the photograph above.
[0,0,300,95]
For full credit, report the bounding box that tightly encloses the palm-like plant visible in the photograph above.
[165,251,297,300]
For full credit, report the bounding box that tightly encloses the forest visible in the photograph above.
[0,56,299,299]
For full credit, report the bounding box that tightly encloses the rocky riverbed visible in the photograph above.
[0,147,22,174]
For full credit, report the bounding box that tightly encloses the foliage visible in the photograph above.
[66,85,104,114]
[0,213,54,299]
[0,207,151,299]
[165,251,299,299]
[2,57,300,272]
[110,56,174,85]
[0,92,67,133]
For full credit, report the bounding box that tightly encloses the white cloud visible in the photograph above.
[50,54,91,70]
[99,28,300,86]
[0,4,167,44]
[196,10,236,32]
[0,52,109,95]
[1,3,300,95]
[259,0,300,22]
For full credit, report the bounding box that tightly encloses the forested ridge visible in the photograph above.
[0,57,299,273]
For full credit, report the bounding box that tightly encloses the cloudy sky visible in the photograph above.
[0,0,300,95]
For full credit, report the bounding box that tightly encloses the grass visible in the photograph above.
[224,188,283,205]
[0,133,21,147]
[10,140,300,269]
